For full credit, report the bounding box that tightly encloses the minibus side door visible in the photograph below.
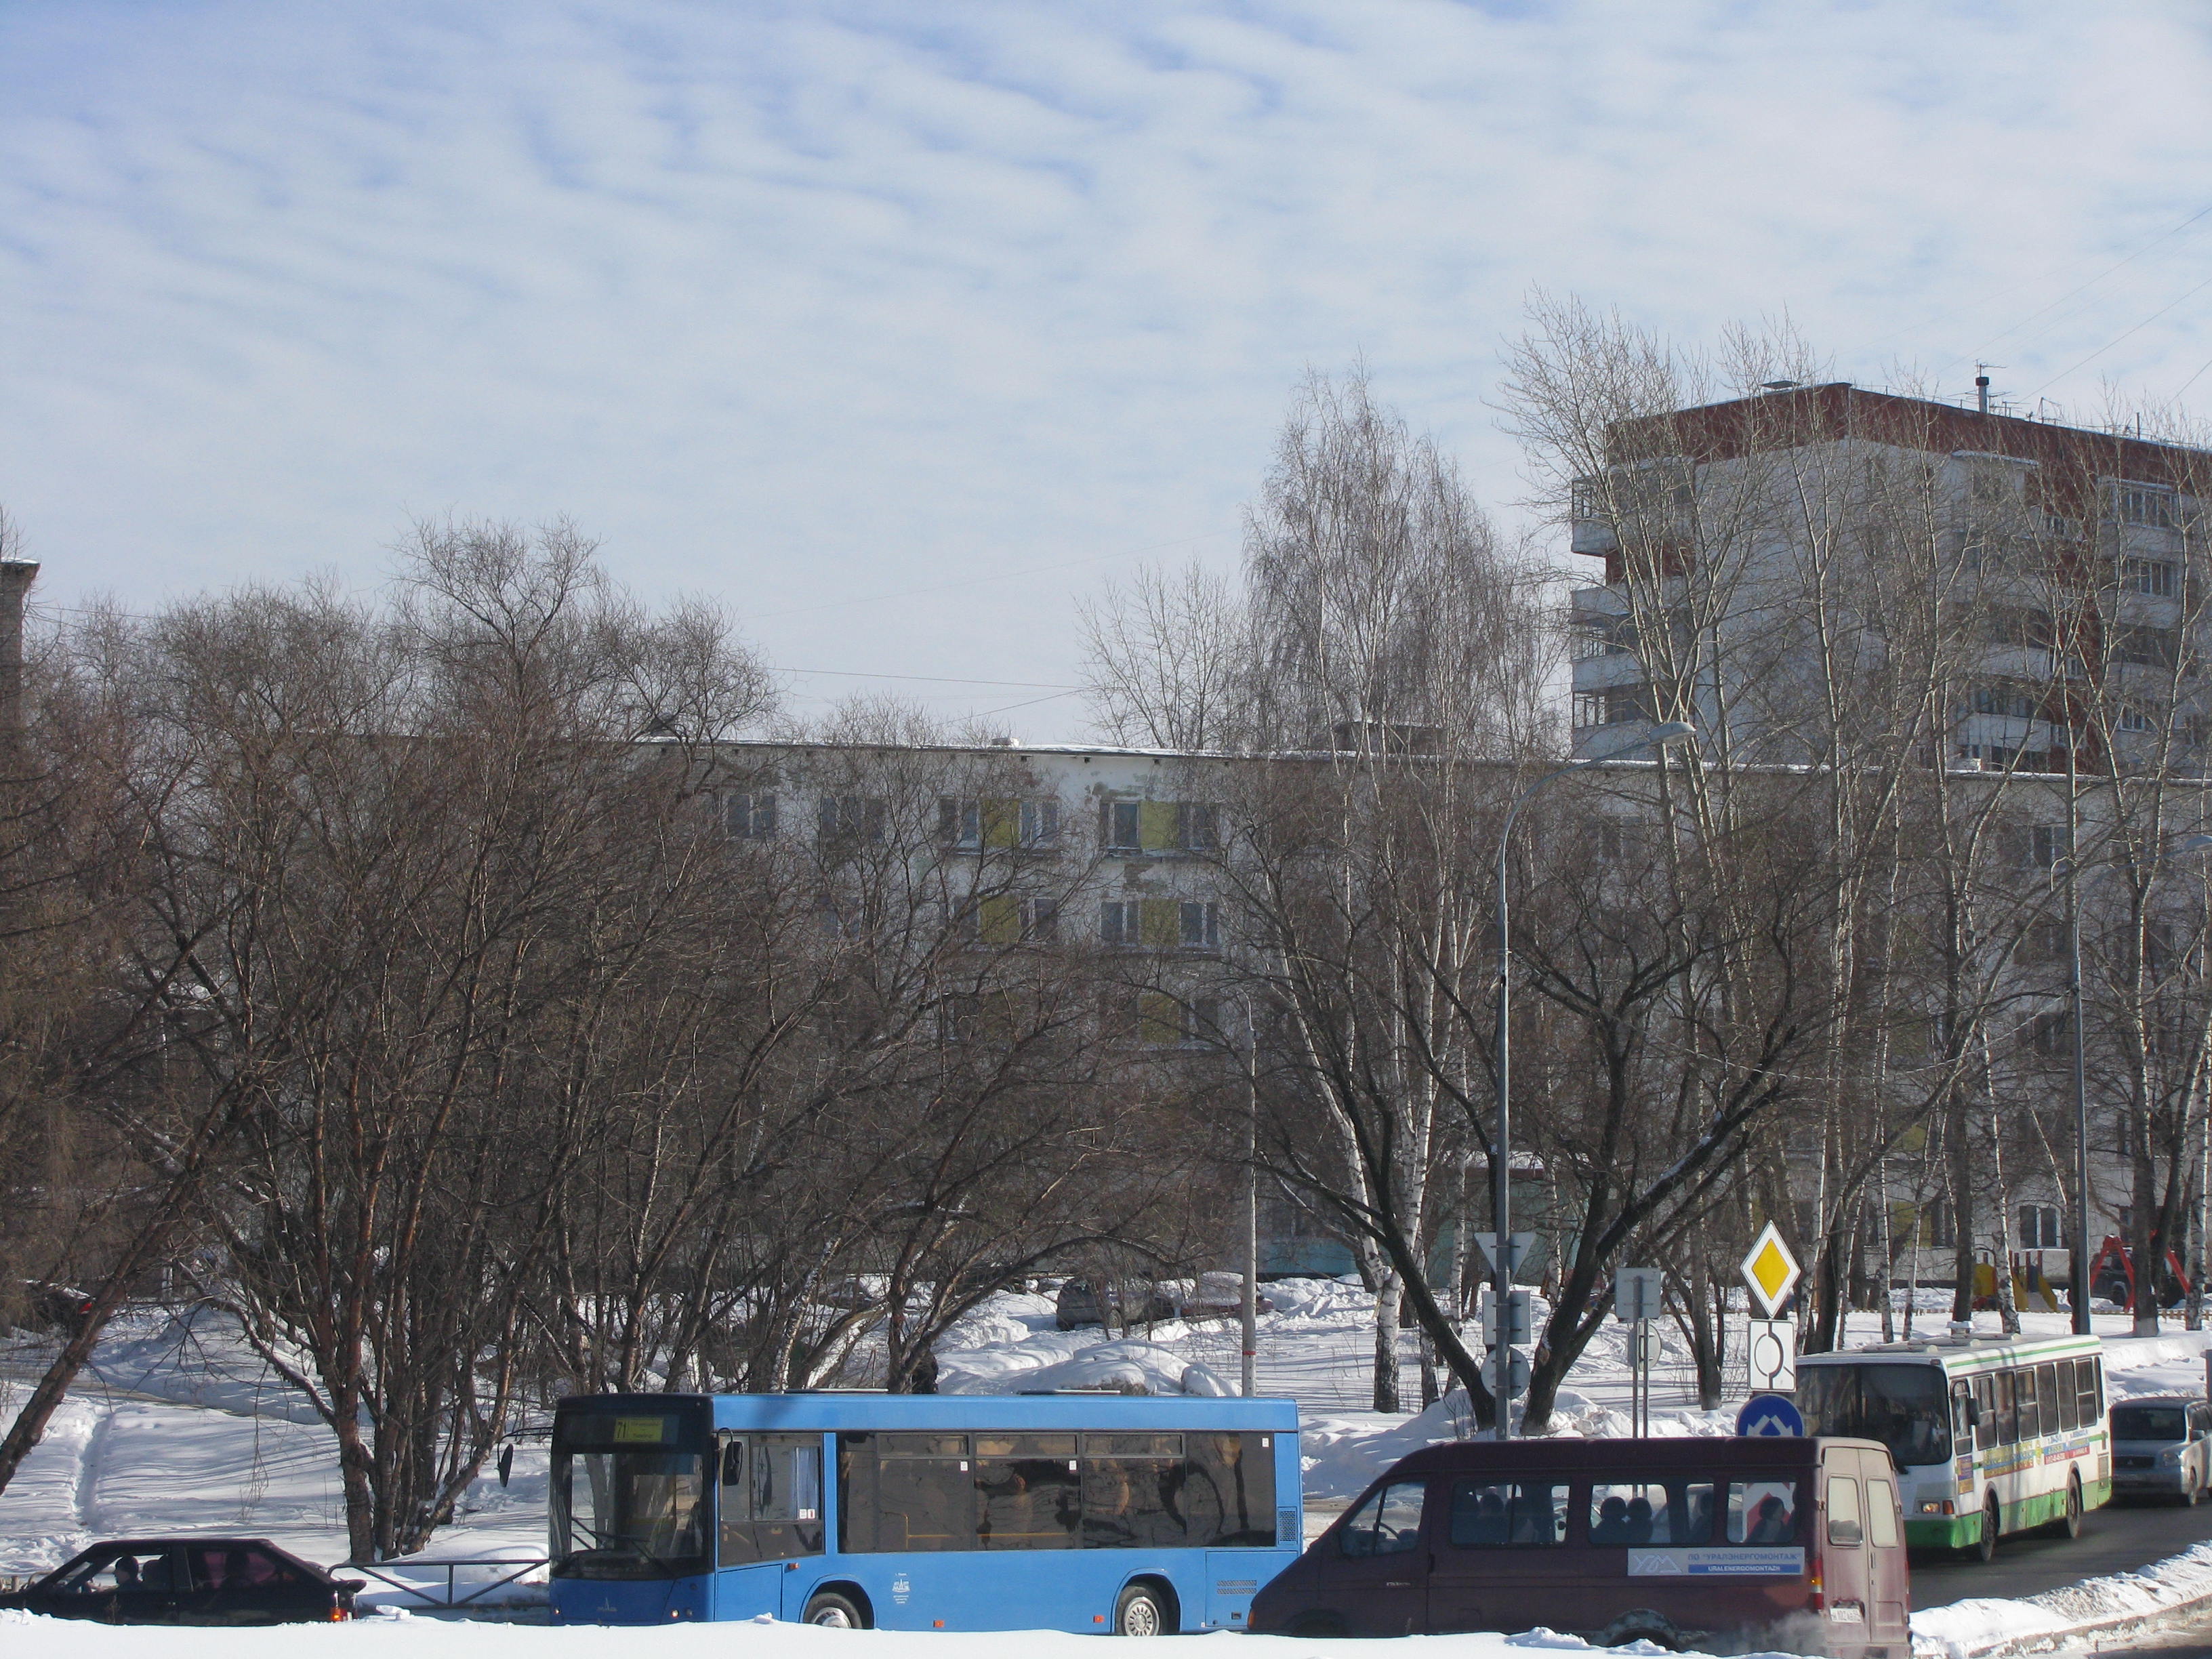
[1819,1449,1870,1637]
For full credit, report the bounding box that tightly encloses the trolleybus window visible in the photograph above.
[1340,1480,1425,1557]
[1796,1364,1950,1466]
[1448,1481,1568,1547]
[1587,1481,1714,1546]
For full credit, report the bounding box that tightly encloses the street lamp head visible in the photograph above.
[1646,722,1698,747]
[2169,834,2212,859]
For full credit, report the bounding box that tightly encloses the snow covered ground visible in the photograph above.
[7,1281,2212,1648]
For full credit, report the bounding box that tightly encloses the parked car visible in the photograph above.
[9,1281,94,1335]
[2110,1397,2212,1503]
[0,1538,363,1624]
[1179,1270,1276,1322]
[1249,1435,1908,1654]
[1053,1277,1179,1330]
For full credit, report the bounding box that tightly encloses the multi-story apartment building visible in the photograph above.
[1567,383,2212,1309]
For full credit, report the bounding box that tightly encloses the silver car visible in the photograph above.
[2110,1397,2212,1502]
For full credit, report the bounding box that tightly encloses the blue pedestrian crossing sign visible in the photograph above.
[1736,1393,1805,1437]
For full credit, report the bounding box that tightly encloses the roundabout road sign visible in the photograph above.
[1736,1393,1805,1437]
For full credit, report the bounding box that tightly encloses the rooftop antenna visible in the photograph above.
[1975,363,2005,417]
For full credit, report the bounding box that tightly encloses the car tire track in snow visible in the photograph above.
[71,1404,115,1536]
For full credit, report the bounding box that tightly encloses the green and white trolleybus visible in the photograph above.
[1796,1332,2107,1557]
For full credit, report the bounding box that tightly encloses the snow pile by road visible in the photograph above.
[0,1610,1801,1659]
[1913,1538,2212,1657]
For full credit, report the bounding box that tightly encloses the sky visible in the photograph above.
[4,1,2212,738]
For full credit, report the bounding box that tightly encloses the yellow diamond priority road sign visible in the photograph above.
[1740,1222,1801,1319]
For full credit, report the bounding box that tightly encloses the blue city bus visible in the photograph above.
[547,1391,1303,1634]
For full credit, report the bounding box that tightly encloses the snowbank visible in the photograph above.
[941,1337,1232,1397]
[0,1611,1796,1658]
[1913,1538,2212,1657]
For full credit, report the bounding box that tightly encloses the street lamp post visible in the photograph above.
[1490,720,1695,1438]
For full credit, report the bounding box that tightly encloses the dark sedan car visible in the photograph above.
[0,1538,363,1624]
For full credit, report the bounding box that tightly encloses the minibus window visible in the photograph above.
[1725,1481,1797,1544]
[1448,1481,1565,1547]
[1340,1480,1426,1557]
[1866,1480,1898,1548]
[1825,1476,1863,1546]
[1589,1482,1713,1545]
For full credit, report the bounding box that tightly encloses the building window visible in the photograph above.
[2124,557,2178,596]
[1969,682,2036,720]
[1111,991,1225,1049]
[724,791,777,840]
[1099,799,1218,855]
[1103,897,1216,949]
[960,895,1058,946]
[2118,703,2152,733]
[1574,688,1652,729]
[2019,1204,2063,1250]
[2028,1010,2073,1057]
[941,797,1062,849]
[1180,901,1221,950]
[2114,484,2176,529]
[1103,800,1143,851]
[2030,825,2071,869]
[818,795,886,843]
[2114,626,2179,668]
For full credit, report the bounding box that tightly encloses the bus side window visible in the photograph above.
[719,1437,753,1567]
[1183,1433,1277,1548]
[973,1433,1080,1551]
[1973,1375,1996,1452]
[2036,1364,2060,1438]
[872,1434,977,1553]
[1996,1370,2018,1445]
[2083,1357,2104,1426]
[2055,1360,2078,1432]
[1952,1380,1975,1446]
[749,1436,825,1559]
[2015,1367,2040,1441]
[1082,1433,1188,1549]
[1866,1479,1900,1549]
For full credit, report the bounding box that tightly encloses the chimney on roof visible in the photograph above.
[0,558,36,749]
[1975,372,1992,417]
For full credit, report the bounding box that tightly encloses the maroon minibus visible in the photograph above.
[1249,1437,1908,1653]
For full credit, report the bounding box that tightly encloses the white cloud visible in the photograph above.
[1,0,2208,733]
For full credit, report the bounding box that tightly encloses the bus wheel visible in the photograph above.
[1114,1583,1169,1637]
[803,1592,865,1629]
[1597,1611,1682,1650]
[1972,1494,1999,1562]
[2060,1474,2085,1536]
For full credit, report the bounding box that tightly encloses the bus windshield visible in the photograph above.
[551,1409,710,1580]
[1798,1364,1950,1467]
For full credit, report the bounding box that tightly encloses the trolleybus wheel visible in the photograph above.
[2060,1473,2085,1537]
[1973,1493,1999,1563]
[803,1592,865,1629]
[1115,1582,1169,1637]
